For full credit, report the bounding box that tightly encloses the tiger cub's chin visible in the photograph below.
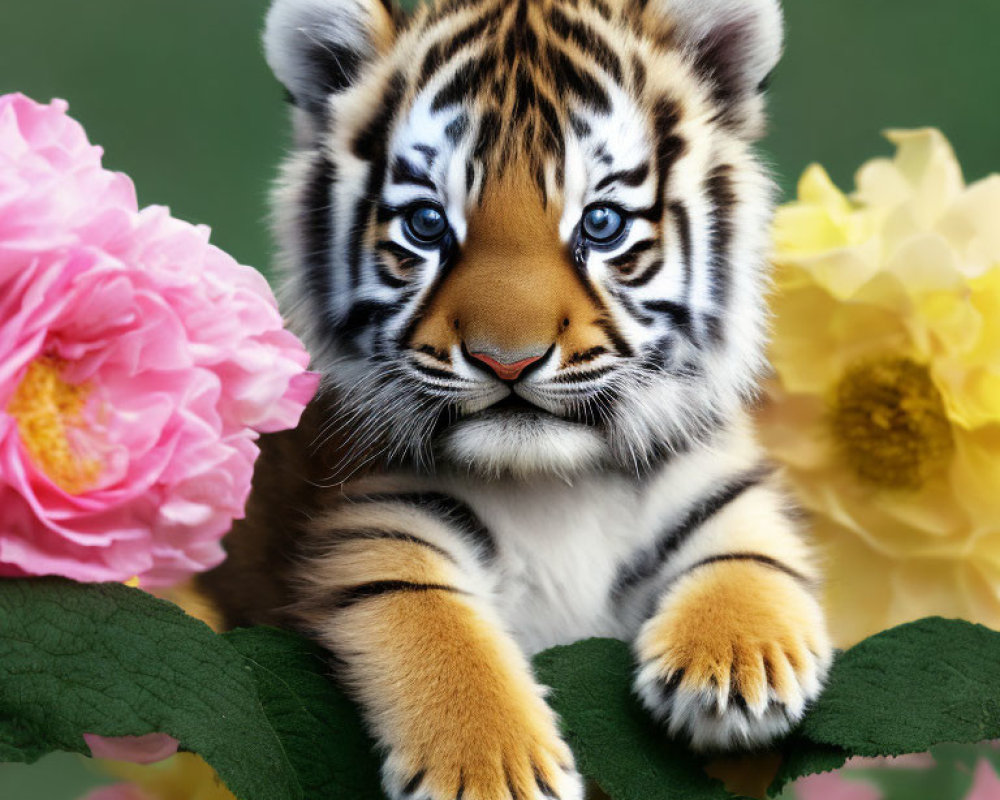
[439,411,609,478]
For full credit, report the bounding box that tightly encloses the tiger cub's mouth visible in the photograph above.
[482,393,548,416]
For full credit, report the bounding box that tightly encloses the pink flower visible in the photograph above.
[84,733,179,765]
[792,771,882,800]
[967,759,1000,800]
[0,93,318,586]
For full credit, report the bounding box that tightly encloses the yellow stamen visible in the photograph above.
[830,357,953,490]
[7,357,101,494]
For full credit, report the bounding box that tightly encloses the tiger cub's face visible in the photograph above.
[267,0,782,478]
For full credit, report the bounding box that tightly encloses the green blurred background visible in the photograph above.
[1,1,999,797]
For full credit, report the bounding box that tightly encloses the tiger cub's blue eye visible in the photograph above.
[404,203,448,245]
[581,205,626,244]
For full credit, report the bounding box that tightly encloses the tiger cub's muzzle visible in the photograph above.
[408,178,616,387]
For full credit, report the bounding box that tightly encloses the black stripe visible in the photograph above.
[297,43,364,111]
[534,763,557,799]
[638,99,686,223]
[337,298,401,338]
[612,467,769,598]
[536,92,565,161]
[606,238,656,273]
[595,163,650,193]
[413,143,438,165]
[553,364,616,383]
[595,312,634,357]
[676,552,813,587]
[374,240,423,288]
[410,360,460,381]
[631,54,647,94]
[642,299,694,339]
[397,243,460,348]
[391,156,436,190]
[547,7,623,84]
[609,286,655,325]
[547,45,611,113]
[339,528,457,563]
[569,112,590,138]
[432,51,498,112]
[349,72,406,287]
[668,201,693,298]
[566,345,608,365]
[619,257,664,289]
[473,109,502,162]
[301,156,335,333]
[512,64,538,122]
[445,112,470,144]
[335,580,463,609]
[705,164,736,316]
[417,9,501,91]
[349,491,497,560]
[589,0,613,20]
[402,769,426,796]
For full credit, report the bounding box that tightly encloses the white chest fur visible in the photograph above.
[440,473,655,654]
[436,422,762,654]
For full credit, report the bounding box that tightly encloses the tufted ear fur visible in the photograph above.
[649,0,783,133]
[264,0,396,116]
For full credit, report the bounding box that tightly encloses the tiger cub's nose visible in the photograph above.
[464,347,546,382]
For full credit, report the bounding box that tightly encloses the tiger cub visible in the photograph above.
[199,0,833,798]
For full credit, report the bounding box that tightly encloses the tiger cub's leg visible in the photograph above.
[633,472,833,751]
[294,492,583,800]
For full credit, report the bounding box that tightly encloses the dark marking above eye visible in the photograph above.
[595,162,650,192]
[594,146,613,168]
[569,112,591,138]
[391,156,436,191]
[445,112,470,144]
[412,144,438,165]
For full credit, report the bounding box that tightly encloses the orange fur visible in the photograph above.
[637,561,824,711]
[324,591,572,798]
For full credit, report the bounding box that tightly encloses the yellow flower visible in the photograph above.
[92,753,237,800]
[760,129,1000,647]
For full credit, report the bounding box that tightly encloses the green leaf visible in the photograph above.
[770,618,1000,795]
[4,580,1000,800]
[0,577,382,800]
[223,626,384,800]
[768,739,849,795]
[801,618,1000,754]
[534,638,732,800]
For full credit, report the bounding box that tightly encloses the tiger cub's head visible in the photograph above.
[266,0,782,478]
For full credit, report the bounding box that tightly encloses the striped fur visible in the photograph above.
[205,0,833,796]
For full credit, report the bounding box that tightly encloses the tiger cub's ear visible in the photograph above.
[264,0,397,116]
[649,0,783,134]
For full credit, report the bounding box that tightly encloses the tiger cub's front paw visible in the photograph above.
[634,559,832,751]
[380,689,583,800]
